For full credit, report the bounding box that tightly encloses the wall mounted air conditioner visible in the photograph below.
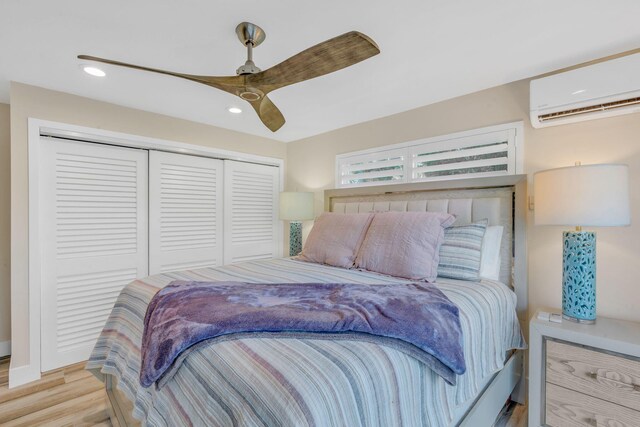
[530,53,640,128]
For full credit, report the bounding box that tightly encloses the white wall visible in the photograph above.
[287,78,640,325]
[9,82,287,371]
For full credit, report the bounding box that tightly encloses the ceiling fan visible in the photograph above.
[78,22,380,132]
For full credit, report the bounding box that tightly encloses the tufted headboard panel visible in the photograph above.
[332,197,502,226]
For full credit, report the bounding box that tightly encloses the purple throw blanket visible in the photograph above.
[140,281,465,388]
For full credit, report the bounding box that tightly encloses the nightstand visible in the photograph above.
[529,310,640,427]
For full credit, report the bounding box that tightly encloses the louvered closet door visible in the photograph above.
[224,160,280,264]
[39,139,148,371]
[149,151,223,274]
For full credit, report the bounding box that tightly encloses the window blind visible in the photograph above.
[337,149,407,187]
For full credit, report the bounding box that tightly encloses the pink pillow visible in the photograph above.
[355,211,455,281]
[297,212,374,268]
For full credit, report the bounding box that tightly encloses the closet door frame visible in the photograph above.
[20,118,282,387]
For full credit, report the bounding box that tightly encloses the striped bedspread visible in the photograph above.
[87,258,525,427]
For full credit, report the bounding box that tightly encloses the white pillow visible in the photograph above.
[479,225,503,280]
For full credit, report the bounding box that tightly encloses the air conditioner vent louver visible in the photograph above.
[530,53,640,128]
[538,97,640,122]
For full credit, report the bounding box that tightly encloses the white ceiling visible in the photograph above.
[2,1,639,142]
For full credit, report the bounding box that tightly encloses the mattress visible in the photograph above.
[87,258,525,426]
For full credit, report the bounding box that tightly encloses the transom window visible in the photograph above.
[335,122,523,188]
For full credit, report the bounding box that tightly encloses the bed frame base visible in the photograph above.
[105,350,524,426]
[457,350,524,426]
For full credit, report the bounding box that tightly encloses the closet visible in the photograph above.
[38,137,280,371]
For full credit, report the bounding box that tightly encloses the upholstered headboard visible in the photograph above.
[324,175,528,323]
[332,197,503,225]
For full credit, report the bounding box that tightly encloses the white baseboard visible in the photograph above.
[0,340,10,358]
[8,361,41,389]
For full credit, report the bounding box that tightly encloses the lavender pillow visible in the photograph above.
[297,212,374,268]
[355,211,456,281]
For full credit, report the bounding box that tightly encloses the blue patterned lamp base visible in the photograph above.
[289,221,303,257]
[562,231,596,324]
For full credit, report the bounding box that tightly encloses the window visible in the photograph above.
[337,148,406,186]
[335,122,523,188]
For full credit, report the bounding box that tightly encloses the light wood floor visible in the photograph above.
[495,401,527,427]
[0,357,110,426]
[1,356,526,426]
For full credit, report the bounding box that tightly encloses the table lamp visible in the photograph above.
[534,163,630,324]
[280,192,314,256]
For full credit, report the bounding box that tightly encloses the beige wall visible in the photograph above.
[287,79,640,324]
[0,103,10,346]
[10,82,286,368]
[7,76,640,371]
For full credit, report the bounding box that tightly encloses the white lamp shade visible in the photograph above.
[534,164,630,226]
[279,192,315,221]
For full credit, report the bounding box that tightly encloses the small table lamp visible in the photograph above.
[534,163,630,324]
[280,192,315,256]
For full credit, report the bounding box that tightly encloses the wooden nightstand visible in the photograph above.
[529,310,640,427]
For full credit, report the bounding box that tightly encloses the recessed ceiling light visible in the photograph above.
[228,106,242,114]
[83,66,106,77]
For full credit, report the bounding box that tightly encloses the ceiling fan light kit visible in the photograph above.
[78,22,380,132]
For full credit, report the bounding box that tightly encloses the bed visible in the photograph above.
[89,175,528,426]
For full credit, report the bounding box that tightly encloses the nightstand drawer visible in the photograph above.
[546,383,640,427]
[546,339,640,411]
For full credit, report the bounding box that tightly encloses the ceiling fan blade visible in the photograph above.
[77,55,243,93]
[248,31,380,93]
[248,96,285,132]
